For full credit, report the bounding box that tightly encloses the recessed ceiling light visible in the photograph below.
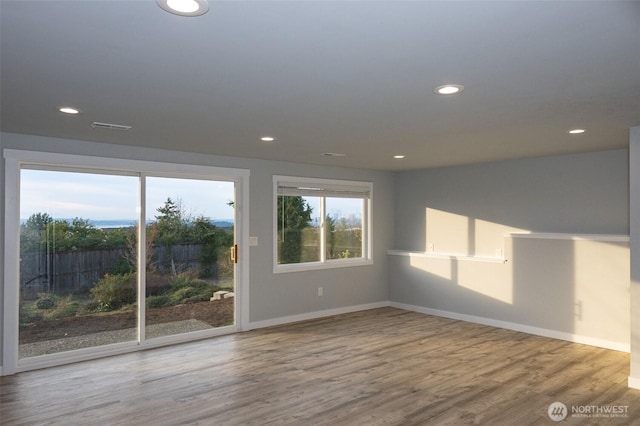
[260,136,276,142]
[568,129,586,134]
[58,106,82,115]
[157,0,209,16]
[394,155,405,159]
[433,84,464,95]
[322,153,346,157]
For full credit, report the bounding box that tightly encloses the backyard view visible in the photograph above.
[277,195,364,264]
[18,170,236,358]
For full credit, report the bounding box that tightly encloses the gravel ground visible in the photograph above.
[18,299,234,358]
[19,319,214,358]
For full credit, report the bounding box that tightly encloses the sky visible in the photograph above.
[304,197,363,225]
[20,169,363,225]
[20,169,236,221]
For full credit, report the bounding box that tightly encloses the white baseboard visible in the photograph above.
[390,302,630,353]
[247,301,390,330]
[628,376,640,390]
[247,301,630,353]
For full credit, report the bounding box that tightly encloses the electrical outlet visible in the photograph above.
[249,236,258,246]
[318,287,323,297]
[427,243,434,252]
[496,248,503,258]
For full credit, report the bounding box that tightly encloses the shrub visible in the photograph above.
[146,295,172,309]
[45,296,81,319]
[339,249,351,259]
[21,293,82,323]
[169,273,211,293]
[80,300,102,314]
[90,273,136,312]
[168,271,201,289]
[35,294,56,310]
[19,306,44,325]
[169,286,199,305]
[111,257,135,275]
[164,274,217,305]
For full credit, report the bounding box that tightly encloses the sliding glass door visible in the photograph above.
[18,169,139,358]
[144,176,235,340]
[7,156,242,371]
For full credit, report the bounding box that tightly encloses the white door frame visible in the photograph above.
[2,149,250,375]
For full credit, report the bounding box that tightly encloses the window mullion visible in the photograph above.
[320,197,326,263]
[362,198,368,259]
[137,175,146,344]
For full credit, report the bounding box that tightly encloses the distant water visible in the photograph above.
[20,218,234,229]
[90,219,137,229]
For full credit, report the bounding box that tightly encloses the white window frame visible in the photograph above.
[273,175,373,273]
[2,149,250,375]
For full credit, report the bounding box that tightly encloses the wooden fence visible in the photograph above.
[20,243,215,299]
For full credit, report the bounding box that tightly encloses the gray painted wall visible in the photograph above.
[391,149,631,348]
[394,149,629,252]
[0,132,394,371]
[629,126,640,386]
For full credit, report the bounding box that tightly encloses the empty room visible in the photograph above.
[1,1,640,424]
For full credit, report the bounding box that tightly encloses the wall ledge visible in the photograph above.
[387,250,505,264]
[507,232,629,242]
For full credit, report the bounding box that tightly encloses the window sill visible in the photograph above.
[274,258,373,274]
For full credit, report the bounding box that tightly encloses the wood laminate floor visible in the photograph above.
[1,307,640,425]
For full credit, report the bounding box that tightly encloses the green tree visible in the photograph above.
[21,213,53,253]
[20,213,132,254]
[277,196,313,264]
[25,212,53,230]
[68,218,105,249]
[192,216,233,278]
[152,198,232,277]
[154,198,186,275]
[155,198,184,243]
[325,214,337,259]
[334,217,362,258]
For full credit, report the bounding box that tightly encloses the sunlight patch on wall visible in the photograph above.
[456,261,513,304]
[425,207,526,257]
[408,254,513,304]
[409,255,453,281]
[425,208,470,255]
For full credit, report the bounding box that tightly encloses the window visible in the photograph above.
[274,176,372,272]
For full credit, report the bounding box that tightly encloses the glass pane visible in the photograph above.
[19,169,138,358]
[145,177,235,339]
[325,198,363,259]
[277,195,319,264]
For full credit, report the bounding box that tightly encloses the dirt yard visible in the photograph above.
[19,298,234,344]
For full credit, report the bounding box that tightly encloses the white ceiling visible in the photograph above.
[1,1,639,171]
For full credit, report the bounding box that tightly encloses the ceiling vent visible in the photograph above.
[91,122,132,131]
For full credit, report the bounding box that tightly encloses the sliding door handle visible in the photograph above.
[230,244,238,264]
